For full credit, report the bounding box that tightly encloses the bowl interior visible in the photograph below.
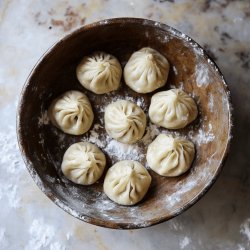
[18,18,231,229]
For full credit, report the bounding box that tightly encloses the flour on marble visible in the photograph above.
[0,227,7,249]
[0,227,6,243]
[5,184,21,208]
[0,127,24,174]
[179,236,191,249]
[0,128,25,211]
[169,220,184,231]
[237,244,246,250]
[66,232,72,241]
[49,241,66,250]
[27,218,56,250]
[240,218,250,243]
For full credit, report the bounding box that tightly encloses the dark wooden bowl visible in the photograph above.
[17,18,232,229]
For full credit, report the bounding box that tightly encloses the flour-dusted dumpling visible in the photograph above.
[104,100,146,144]
[49,90,94,135]
[76,51,122,94]
[147,134,195,177]
[149,89,198,129]
[62,142,106,185]
[104,160,151,205]
[124,47,170,93]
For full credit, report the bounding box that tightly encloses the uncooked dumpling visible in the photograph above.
[149,89,198,129]
[124,47,170,93]
[49,90,93,135]
[62,142,106,185]
[76,51,122,94]
[49,90,94,135]
[104,100,146,144]
[103,160,151,205]
[146,134,195,177]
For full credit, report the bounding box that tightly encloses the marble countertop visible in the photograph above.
[0,0,250,249]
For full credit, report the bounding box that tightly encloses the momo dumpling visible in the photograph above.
[149,89,198,129]
[146,134,195,177]
[62,142,106,185]
[104,100,146,144]
[49,90,94,135]
[124,47,170,93]
[76,51,122,94]
[103,160,151,205]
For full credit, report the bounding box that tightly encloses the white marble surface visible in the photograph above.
[0,0,250,249]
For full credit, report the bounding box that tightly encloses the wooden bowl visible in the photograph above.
[17,18,232,229]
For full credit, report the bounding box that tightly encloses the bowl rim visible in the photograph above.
[16,17,233,229]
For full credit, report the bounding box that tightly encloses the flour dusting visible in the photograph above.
[173,66,178,75]
[141,123,160,145]
[166,179,198,207]
[0,128,25,211]
[5,184,21,208]
[0,228,6,243]
[237,244,246,250]
[50,241,66,250]
[105,139,143,161]
[27,218,56,250]
[87,124,145,162]
[169,220,184,231]
[0,128,24,174]
[165,163,213,209]
[38,110,49,126]
[195,63,210,87]
[180,236,191,249]
[240,218,250,242]
[208,94,214,112]
[88,124,106,148]
[136,97,145,108]
[66,232,72,241]
[188,123,214,145]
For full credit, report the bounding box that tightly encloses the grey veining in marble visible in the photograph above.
[0,0,250,249]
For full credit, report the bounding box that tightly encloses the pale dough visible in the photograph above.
[149,89,198,129]
[104,100,146,144]
[62,142,106,185]
[48,90,94,135]
[76,51,122,94]
[103,160,151,205]
[124,47,170,93]
[146,134,195,177]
